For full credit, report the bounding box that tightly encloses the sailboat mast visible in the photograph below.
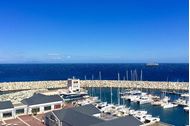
[99,71,102,101]
[111,84,113,104]
[118,73,120,105]
[91,74,94,97]
[140,70,143,91]
[126,70,128,81]
[140,69,143,81]
[123,76,125,105]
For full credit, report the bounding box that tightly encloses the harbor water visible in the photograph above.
[0,63,188,126]
[88,87,189,126]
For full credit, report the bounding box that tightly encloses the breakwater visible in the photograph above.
[0,80,188,91]
[82,80,189,90]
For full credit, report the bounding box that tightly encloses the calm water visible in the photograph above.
[88,87,189,126]
[0,63,189,125]
[0,63,188,82]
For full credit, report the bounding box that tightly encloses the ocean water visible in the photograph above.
[0,63,188,82]
[88,87,189,126]
[0,63,189,125]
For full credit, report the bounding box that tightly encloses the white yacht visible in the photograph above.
[181,93,189,97]
[134,110,148,115]
[161,96,177,109]
[137,96,152,104]
[96,102,108,109]
[184,106,189,112]
[130,95,140,102]
[162,102,178,109]
[151,101,162,106]
[175,98,188,106]
[144,116,160,123]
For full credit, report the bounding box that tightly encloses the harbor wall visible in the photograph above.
[0,80,188,91]
[81,80,189,90]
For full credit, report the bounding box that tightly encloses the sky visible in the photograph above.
[0,0,189,63]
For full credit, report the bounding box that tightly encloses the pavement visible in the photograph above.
[0,115,45,126]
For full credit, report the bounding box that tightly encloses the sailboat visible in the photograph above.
[161,80,177,109]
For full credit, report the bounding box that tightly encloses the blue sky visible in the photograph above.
[0,0,188,63]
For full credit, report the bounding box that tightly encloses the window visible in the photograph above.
[16,109,24,114]
[44,106,51,111]
[3,112,12,118]
[32,108,40,113]
[54,104,61,109]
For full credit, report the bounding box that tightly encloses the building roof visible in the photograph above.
[21,93,63,106]
[72,104,101,116]
[90,116,143,126]
[0,101,14,110]
[52,109,104,126]
[46,104,142,126]
[13,102,27,107]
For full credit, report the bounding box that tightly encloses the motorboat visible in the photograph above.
[100,104,115,113]
[135,114,146,123]
[130,95,140,102]
[174,98,188,106]
[151,101,162,106]
[184,106,189,112]
[134,110,148,115]
[181,93,189,97]
[162,96,170,103]
[137,96,152,104]
[96,102,108,109]
[144,115,160,123]
[162,102,178,109]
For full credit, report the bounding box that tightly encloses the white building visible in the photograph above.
[0,93,64,121]
[14,103,27,117]
[67,78,80,93]
[0,101,15,121]
[0,101,28,121]
[21,93,64,115]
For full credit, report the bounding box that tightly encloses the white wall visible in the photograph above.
[28,101,63,114]
[0,108,15,121]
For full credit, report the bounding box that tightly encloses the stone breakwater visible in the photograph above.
[0,89,48,104]
[0,80,188,91]
[0,80,67,91]
[81,80,189,90]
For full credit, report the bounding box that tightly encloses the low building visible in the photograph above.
[44,104,143,126]
[14,102,27,117]
[45,105,103,126]
[21,93,63,115]
[0,101,15,121]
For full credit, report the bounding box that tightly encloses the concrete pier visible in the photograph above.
[0,80,188,91]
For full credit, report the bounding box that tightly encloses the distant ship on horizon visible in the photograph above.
[146,62,159,66]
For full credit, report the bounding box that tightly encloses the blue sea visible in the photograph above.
[0,63,188,82]
[0,63,189,126]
